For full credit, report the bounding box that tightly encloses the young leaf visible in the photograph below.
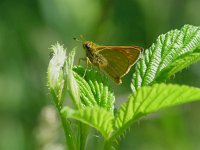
[65,48,81,108]
[131,25,200,91]
[47,43,67,104]
[61,106,114,139]
[73,66,115,111]
[114,84,200,138]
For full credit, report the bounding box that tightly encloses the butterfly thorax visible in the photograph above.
[83,41,108,68]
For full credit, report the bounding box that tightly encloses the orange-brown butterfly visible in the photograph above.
[80,40,143,84]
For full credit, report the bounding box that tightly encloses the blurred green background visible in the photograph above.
[0,0,200,150]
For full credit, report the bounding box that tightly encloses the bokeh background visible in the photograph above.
[0,0,200,150]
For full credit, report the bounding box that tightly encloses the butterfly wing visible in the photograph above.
[98,46,143,84]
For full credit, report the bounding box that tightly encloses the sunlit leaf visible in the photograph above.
[62,106,114,139]
[114,84,200,138]
[132,25,200,91]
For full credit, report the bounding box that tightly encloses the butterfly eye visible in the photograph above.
[85,43,91,49]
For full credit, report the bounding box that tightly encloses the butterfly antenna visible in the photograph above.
[80,34,85,41]
[73,34,85,42]
[73,37,82,42]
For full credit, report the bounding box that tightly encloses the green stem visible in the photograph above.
[51,90,76,150]
[68,76,90,150]
[59,108,76,150]
[79,123,90,150]
[103,139,114,150]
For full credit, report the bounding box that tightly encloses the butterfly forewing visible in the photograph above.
[98,46,143,84]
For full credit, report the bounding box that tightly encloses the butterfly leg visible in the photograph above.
[78,57,87,66]
[83,57,91,77]
[78,57,91,78]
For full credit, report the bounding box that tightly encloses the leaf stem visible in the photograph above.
[59,107,76,150]
[79,123,90,150]
[103,139,114,150]
[50,90,76,150]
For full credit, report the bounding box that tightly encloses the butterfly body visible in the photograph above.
[82,41,143,84]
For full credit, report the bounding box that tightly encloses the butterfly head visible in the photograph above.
[83,41,96,52]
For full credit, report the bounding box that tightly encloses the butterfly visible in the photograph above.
[81,41,143,84]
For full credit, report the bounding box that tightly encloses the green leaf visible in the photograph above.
[73,66,115,111]
[114,84,200,138]
[131,25,200,91]
[65,47,81,108]
[62,106,114,139]
[157,49,200,80]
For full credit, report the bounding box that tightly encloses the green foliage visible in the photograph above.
[62,106,114,138]
[131,25,200,91]
[66,47,81,108]
[73,66,115,111]
[47,25,200,150]
[113,84,200,139]
[159,49,200,80]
